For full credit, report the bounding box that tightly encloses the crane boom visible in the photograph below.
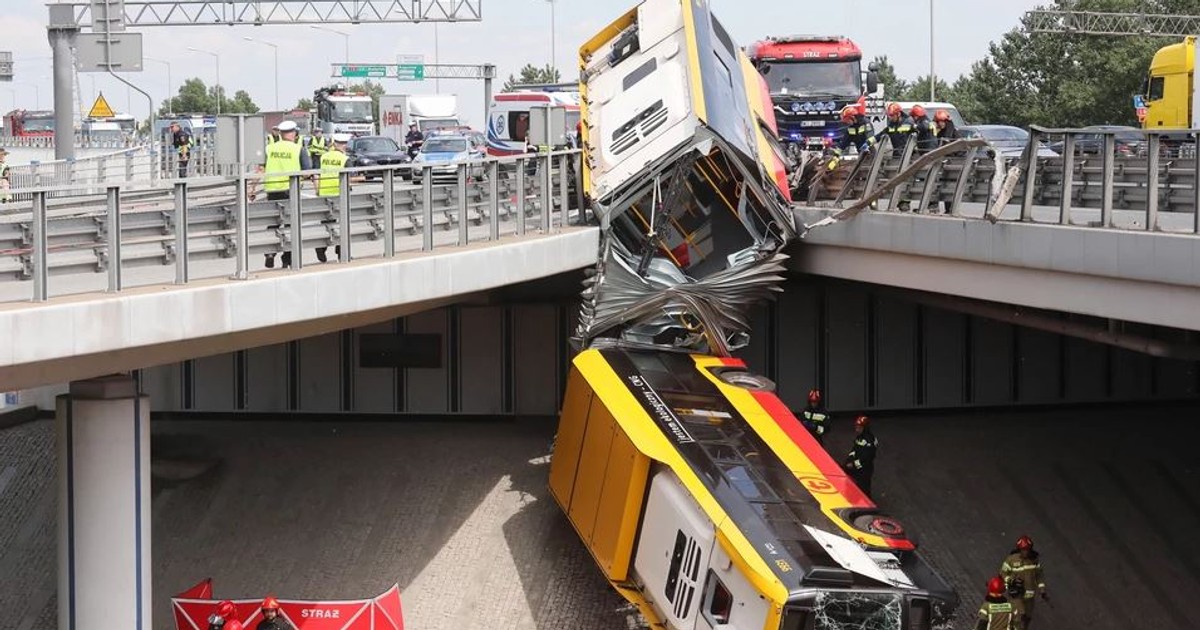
[1025,10,1200,37]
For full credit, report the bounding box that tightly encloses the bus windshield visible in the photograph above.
[760,60,862,98]
[781,593,903,630]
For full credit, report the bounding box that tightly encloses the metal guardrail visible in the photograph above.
[0,136,140,149]
[818,127,1200,235]
[0,150,584,303]
[2,140,221,200]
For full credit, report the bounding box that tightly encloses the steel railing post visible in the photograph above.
[541,152,552,232]
[234,175,250,279]
[97,154,107,184]
[949,146,979,217]
[1059,133,1076,225]
[1101,133,1115,228]
[1194,132,1200,234]
[516,157,527,236]
[488,160,500,241]
[106,186,122,292]
[422,166,434,251]
[289,175,303,269]
[383,168,396,257]
[558,153,570,229]
[457,163,469,246]
[174,181,189,284]
[1020,129,1039,222]
[1146,133,1161,232]
[32,191,48,302]
[339,172,352,262]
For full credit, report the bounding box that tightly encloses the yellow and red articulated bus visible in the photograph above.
[549,348,958,630]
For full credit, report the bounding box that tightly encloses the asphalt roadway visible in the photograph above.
[0,403,1197,629]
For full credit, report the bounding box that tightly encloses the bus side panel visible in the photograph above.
[548,364,651,583]
[548,365,594,512]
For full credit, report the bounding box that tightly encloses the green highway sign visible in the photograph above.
[336,64,389,78]
[396,64,425,81]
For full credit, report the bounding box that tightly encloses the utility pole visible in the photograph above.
[929,0,936,101]
[47,5,79,160]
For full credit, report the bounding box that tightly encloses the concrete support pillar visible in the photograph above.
[57,375,151,630]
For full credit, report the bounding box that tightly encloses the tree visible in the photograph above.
[950,0,1170,127]
[295,97,314,111]
[346,80,386,121]
[158,77,260,116]
[900,75,954,103]
[502,64,562,92]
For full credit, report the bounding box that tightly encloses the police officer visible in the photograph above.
[315,133,353,262]
[843,415,878,497]
[256,596,293,630]
[1001,535,1047,628]
[910,105,938,152]
[262,120,311,269]
[405,122,424,157]
[976,576,1022,630]
[306,127,329,164]
[169,122,194,178]
[801,388,829,445]
[826,105,876,171]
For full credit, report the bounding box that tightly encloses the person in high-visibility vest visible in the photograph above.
[263,120,311,269]
[315,133,353,262]
[306,127,329,163]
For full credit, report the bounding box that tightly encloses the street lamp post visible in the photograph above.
[145,57,173,115]
[310,25,350,63]
[243,37,280,110]
[186,47,221,115]
[929,0,936,101]
[547,0,557,76]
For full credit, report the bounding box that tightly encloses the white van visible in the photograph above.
[486,91,581,156]
[896,101,967,127]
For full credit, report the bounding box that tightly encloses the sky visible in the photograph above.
[2,0,1045,127]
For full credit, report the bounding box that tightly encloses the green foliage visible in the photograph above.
[502,64,562,92]
[881,0,1187,127]
[871,56,908,100]
[158,77,260,116]
[295,97,315,111]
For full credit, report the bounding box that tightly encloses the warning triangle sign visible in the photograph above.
[87,93,115,118]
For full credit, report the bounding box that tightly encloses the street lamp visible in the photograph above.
[243,37,280,110]
[929,0,936,101]
[546,0,557,77]
[186,47,221,115]
[145,57,173,115]
[310,25,350,63]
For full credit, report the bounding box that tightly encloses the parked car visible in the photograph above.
[345,135,410,180]
[411,134,487,183]
[1046,125,1145,157]
[959,125,1059,158]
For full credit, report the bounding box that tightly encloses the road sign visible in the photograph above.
[334,64,389,78]
[396,65,425,81]
[0,52,11,82]
[87,93,116,118]
[76,32,143,73]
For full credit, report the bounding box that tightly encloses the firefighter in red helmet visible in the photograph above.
[827,105,876,171]
[976,576,1022,630]
[842,415,878,497]
[1001,535,1046,627]
[208,600,243,630]
[257,596,293,630]
[874,102,916,157]
[909,105,937,152]
[801,388,830,445]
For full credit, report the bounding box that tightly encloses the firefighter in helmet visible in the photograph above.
[909,105,938,152]
[827,104,876,171]
[256,596,293,630]
[208,600,243,630]
[874,102,916,156]
[800,388,829,445]
[842,415,878,497]
[1001,535,1047,628]
[976,576,1022,630]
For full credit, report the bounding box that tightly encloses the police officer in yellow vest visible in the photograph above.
[315,133,353,262]
[263,120,312,269]
[306,127,329,163]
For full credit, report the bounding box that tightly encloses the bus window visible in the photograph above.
[703,570,733,625]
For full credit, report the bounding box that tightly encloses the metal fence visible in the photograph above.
[816,126,1200,235]
[2,139,220,199]
[0,150,584,303]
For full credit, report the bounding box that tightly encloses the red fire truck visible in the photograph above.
[4,109,56,138]
[746,36,882,153]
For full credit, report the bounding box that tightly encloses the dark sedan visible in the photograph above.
[1046,125,1145,157]
[345,136,411,179]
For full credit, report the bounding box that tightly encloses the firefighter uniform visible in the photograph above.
[1001,549,1045,623]
[874,115,916,155]
[976,596,1022,630]
[913,115,937,152]
[801,405,829,445]
[843,416,878,497]
[836,114,876,156]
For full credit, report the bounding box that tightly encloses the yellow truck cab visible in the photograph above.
[1142,36,1195,129]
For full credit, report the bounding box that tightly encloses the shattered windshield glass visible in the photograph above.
[784,592,903,630]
